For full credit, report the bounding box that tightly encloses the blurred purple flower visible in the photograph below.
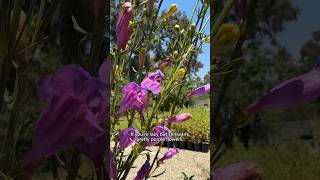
[22,61,110,174]
[118,127,139,150]
[211,161,263,180]
[245,68,320,114]
[165,113,192,123]
[109,152,117,180]
[118,82,148,113]
[187,83,210,97]
[144,123,171,147]
[235,0,247,19]
[134,160,151,180]
[141,70,164,94]
[159,147,179,162]
[116,2,133,50]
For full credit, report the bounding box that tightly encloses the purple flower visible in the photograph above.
[134,160,151,180]
[141,70,165,94]
[159,147,179,162]
[165,113,192,123]
[187,83,210,97]
[144,123,171,147]
[22,61,110,174]
[118,127,139,150]
[211,161,263,180]
[116,2,133,50]
[245,68,320,114]
[119,82,148,113]
[109,152,117,180]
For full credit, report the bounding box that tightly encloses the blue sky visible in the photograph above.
[276,0,320,60]
[161,0,210,79]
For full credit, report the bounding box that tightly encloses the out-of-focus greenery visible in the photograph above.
[171,107,210,143]
[116,107,210,143]
[217,140,320,180]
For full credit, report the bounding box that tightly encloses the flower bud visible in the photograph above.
[213,23,240,56]
[173,51,178,58]
[158,57,172,72]
[174,24,180,31]
[139,48,147,69]
[201,36,210,43]
[159,147,179,162]
[187,83,210,97]
[134,161,151,180]
[174,68,186,80]
[164,4,177,19]
[190,23,196,31]
[165,113,192,123]
[116,2,133,50]
[214,23,240,46]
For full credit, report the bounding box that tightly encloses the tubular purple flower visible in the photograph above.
[118,127,139,150]
[165,113,192,123]
[109,152,117,180]
[144,123,171,147]
[116,2,133,50]
[159,147,179,162]
[22,62,110,174]
[119,82,148,113]
[134,160,151,180]
[187,83,210,97]
[211,161,263,180]
[141,70,165,94]
[245,68,320,114]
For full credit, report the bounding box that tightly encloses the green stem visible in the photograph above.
[66,148,80,180]
[211,0,236,37]
[88,0,107,72]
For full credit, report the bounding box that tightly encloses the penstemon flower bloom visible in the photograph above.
[116,2,133,50]
[188,83,210,97]
[118,127,139,150]
[118,82,148,113]
[211,161,263,180]
[134,160,151,180]
[165,113,192,123]
[22,62,110,174]
[141,70,165,94]
[245,66,320,114]
[144,123,171,147]
[159,147,179,162]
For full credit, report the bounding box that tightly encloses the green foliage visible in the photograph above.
[171,107,210,143]
[218,140,320,180]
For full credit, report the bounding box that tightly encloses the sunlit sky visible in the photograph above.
[275,0,320,60]
[161,0,210,79]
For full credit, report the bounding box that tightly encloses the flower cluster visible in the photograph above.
[111,1,210,179]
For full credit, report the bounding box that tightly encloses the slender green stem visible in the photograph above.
[211,0,236,37]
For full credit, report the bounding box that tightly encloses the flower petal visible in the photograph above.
[245,69,320,113]
[211,161,263,180]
